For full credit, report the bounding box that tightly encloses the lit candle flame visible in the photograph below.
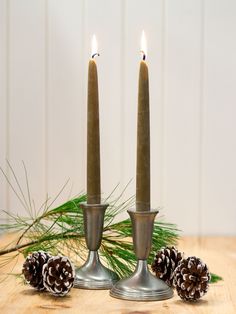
[140,30,147,60]
[91,34,99,58]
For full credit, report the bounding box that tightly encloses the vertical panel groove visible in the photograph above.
[6,0,10,215]
[198,0,205,236]
[160,0,166,206]
[44,0,48,197]
[120,0,125,192]
[81,0,86,189]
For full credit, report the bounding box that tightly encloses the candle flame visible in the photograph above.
[140,30,147,60]
[91,34,98,58]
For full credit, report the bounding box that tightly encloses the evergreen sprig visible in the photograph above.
[0,192,178,278]
[0,162,222,283]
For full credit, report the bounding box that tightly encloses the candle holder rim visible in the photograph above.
[128,208,159,215]
[80,202,109,209]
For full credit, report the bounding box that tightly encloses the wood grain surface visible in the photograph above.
[0,235,235,314]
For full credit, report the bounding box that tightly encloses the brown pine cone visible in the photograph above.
[173,256,211,301]
[42,256,75,296]
[151,246,183,286]
[22,251,51,290]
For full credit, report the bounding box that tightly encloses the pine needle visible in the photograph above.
[210,273,223,283]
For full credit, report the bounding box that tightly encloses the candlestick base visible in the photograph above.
[74,202,119,289]
[110,209,173,301]
[110,260,173,301]
[74,251,119,289]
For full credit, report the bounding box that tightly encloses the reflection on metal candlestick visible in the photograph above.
[110,209,173,301]
[74,203,119,289]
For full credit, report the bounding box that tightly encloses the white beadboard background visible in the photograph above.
[0,0,236,235]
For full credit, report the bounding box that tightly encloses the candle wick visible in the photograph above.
[140,50,146,61]
[92,53,100,59]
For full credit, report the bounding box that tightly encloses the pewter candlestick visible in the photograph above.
[74,36,118,289]
[110,32,173,301]
[74,202,119,289]
[110,209,173,301]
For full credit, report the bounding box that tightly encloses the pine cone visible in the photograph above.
[42,256,75,296]
[173,256,211,301]
[22,251,51,290]
[151,246,183,286]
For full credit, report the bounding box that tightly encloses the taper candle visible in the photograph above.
[87,35,101,205]
[136,31,150,212]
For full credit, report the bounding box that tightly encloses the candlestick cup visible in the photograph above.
[110,209,173,301]
[74,202,119,289]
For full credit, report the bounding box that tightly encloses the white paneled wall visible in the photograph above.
[47,0,85,204]
[0,0,236,235]
[163,0,202,234]
[0,0,7,215]
[8,0,46,214]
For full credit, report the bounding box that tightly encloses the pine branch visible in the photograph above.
[0,240,40,256]
[0,162,222,282]
[0,194,179,276]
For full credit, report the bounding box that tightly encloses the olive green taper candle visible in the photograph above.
[87,54,101,205]
[136,34,150,212]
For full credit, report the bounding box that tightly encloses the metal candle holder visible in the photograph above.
[110,209,173,301]
[74,202,119,289]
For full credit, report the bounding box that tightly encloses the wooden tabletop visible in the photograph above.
[0,235,235,314]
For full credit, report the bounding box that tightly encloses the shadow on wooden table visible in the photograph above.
[20,289,44,296]
[173,299,208,306]
[20,288,73,309]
